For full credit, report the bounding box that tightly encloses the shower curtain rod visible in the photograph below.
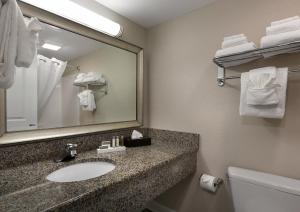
[38,58,80,72]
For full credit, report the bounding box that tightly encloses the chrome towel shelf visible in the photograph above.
[213,41,300,86]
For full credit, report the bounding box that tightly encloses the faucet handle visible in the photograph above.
[66,143,77,149]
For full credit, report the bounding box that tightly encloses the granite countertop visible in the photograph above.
[0,139,198,212]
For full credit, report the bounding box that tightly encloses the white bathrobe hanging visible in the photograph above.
[0,0,42,89]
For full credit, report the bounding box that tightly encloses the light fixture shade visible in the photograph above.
[20,0,123,37]
[42,43,62,51]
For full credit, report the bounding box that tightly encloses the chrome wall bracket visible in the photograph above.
[217,67,225,87]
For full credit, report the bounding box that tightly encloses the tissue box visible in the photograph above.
[124,137,151,147]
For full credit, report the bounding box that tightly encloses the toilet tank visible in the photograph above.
[228,167,300,212]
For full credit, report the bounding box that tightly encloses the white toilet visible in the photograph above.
[228,167,300,212]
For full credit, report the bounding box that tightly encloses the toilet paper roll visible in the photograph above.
[200,174,218,193]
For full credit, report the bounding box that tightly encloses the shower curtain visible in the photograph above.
[37,55,67,114]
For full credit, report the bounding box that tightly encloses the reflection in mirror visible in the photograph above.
[6,19,137,132]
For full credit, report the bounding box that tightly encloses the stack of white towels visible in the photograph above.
[77,90,96,112]
[240,66,288,119]
[74,72,106,84]
[215,34,257,67]
[261,16,300,49]
[215,34,257,58]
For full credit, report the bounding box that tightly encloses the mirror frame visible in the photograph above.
[0,2,144,145]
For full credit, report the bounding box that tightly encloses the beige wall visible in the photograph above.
[147,0,300,211]
[69,46,137,125]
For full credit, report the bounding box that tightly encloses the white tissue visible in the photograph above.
[131,130,143,140]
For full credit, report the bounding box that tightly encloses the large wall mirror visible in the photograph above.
[0,2,143,144]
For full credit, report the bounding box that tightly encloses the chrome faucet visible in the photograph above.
[55,143,78,163]
[66,143,78,158]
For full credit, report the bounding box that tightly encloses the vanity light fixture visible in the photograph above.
[42,43,62,51]
[20,0,123,37]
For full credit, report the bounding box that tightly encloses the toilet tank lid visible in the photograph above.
[228,167,300,196]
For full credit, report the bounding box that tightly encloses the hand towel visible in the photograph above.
[78,90,88,106]
[240,68,288,119]
[261,29,300,48]
[271,16,300,26]
[222,36,248,49]
[223,34,246,41]
[215,42,257,58]
[249,67,277,88]
[247,67,280,105]
[84,90,96,111]
[267,19,300,35]
[77,90,96,111]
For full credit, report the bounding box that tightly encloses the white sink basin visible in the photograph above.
[47,161,115,182]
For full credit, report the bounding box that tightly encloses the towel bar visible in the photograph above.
[217,66,300,87]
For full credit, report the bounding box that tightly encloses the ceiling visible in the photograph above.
[93,0,216,28]
[38,21,105,61]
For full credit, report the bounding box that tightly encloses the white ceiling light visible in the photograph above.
[42,43,62,51]
[20,0,123,37]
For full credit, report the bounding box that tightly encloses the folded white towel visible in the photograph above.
[261,29,300,48]
[223,34,246,41]
[267,19,300,35]
[74,73,86,83]
[271,16,300,26]
[222,36,248,49]
[249,67,277,88]
[240,68,288,119]
[215,42,257,58]
[74,72,106,84]
[83,72,105,83]
[77,90,96,111]
[247,67,280,105]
